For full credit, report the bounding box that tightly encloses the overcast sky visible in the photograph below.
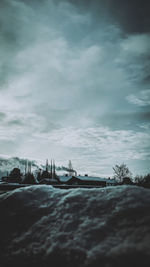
[0,0,150,176]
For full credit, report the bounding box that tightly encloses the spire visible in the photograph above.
[28,161,31,174]
[30,162,32,174]
[25,160,27,175]
[52,159,56,179]
[26,160,29,174]
[50,159,53,178]
[52,160,54,179]
[53,160,55,179]
[46,159,49,172]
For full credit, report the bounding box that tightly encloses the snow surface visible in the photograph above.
[0,185,150,267]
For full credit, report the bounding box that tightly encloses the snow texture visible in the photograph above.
[0,185,150,267]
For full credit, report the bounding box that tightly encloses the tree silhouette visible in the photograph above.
[9,168,22,183]
[113,163,132,183]
[141,173,150,188]
[23,173,37,184]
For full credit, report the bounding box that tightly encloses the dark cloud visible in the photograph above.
[108,0,150,34]
[139,111,150,121]
[68,0,150,34]
[143,74,150,84]
[96,111,150,131]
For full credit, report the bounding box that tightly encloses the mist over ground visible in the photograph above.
[0,185,150,267]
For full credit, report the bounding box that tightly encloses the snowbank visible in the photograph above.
[0,185,150,267]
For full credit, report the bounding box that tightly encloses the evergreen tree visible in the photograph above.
[23,173,37,184]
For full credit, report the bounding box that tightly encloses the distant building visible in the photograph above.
[1,158,117,187]
[66,176,106,187]
[122,177,133,185]
[1,175,9,183]
[2,168,22,184]
[58,175,117,187]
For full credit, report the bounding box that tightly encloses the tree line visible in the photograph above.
[113,163,150,188]
[1,163,150,189]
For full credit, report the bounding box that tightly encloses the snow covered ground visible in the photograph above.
[0,185,150,267]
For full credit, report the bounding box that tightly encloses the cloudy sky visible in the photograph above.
[0,0,150,176]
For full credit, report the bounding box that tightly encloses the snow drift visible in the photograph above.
[0,185,150,267]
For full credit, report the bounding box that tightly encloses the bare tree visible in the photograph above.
[134,175,143,183]
[113,163,132,182]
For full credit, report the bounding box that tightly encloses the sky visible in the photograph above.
[0,0,150,176]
